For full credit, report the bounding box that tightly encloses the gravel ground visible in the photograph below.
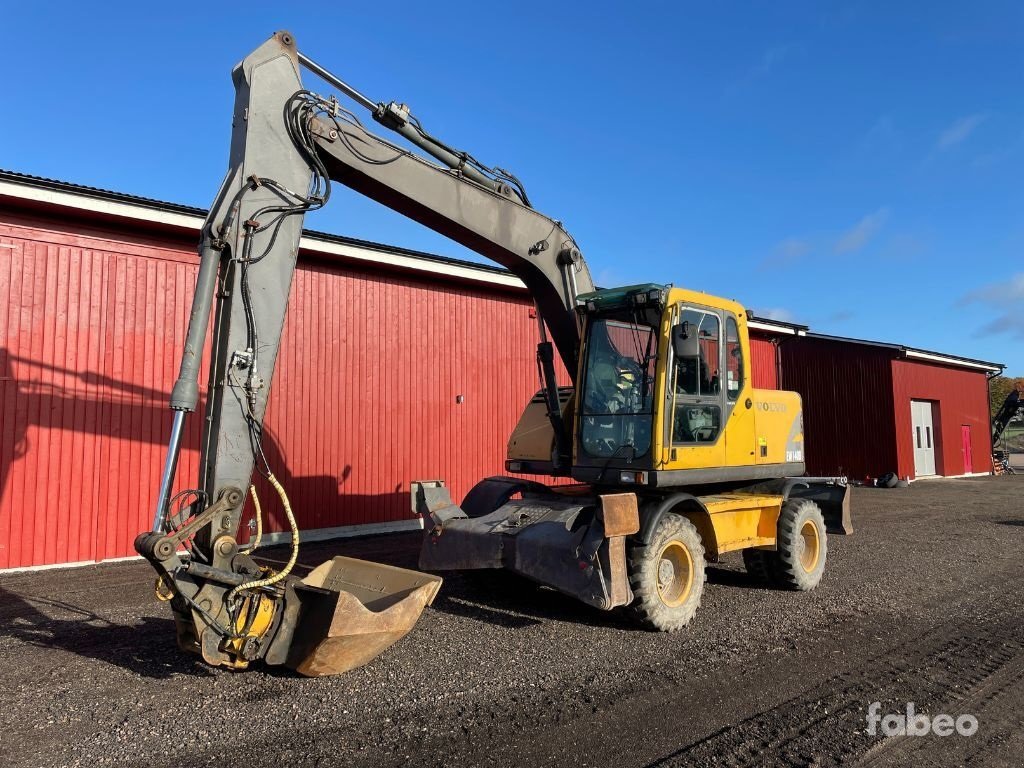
[2,475,1023,767]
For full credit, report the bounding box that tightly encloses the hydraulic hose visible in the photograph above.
[227,473,299,605]
[239,484,264,555]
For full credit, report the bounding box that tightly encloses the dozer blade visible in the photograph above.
[791,480,853,535]
[268,556,441,677]
[747,477,854,535]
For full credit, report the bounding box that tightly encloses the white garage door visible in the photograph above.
[911,400,936,477]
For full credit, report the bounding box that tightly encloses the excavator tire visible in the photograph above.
[742,547,779,583]
[628,513,705,631]
[766,498,828,591]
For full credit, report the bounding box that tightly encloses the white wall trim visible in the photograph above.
[908,471,991,483]
[0,558,98,575]
[297,235,524,290]
[748,319,806,336]
[902,349,1002,373]
[0,179,203,231]
[0,177,527,291]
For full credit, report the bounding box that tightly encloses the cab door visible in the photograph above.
[723,313,757,468]
[665,305,726,471]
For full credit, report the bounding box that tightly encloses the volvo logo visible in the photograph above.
[756,401,787,413]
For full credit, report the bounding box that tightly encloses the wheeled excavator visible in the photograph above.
[137,32,853,676]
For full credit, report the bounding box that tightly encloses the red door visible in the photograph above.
[961,425,973,474]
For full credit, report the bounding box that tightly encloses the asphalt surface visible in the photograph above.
[2,475,1023,767]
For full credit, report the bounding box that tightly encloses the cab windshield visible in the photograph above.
[580,315,658,459]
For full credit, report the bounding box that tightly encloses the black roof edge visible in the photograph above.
[746,313,810,332]
[0,168,207,217]
[802,331,1004,370]
[0,168,513,279]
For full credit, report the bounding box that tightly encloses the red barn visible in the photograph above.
[779,334,1000,481]
[0,170,1003,570]
[743,321,1002,481]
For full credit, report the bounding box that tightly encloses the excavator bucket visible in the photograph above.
[272,557,442,677]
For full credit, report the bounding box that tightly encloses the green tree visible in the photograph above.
[990,375,1024,418]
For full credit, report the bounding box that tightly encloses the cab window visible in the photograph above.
[725,316,743,402]
[675,310,720,397]
[672,309,722,444]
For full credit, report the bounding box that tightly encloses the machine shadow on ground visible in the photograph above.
[429,571,636,630]
[0,587,213,679]
[288,529,784,630]
[704,563,769,590]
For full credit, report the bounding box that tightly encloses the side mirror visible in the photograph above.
[672,321,700,359]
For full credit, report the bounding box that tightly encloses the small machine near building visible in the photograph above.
[742,324,1004,482]
[992,388,1023,475]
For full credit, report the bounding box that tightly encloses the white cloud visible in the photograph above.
[936,113,988,150]
[759,307,796,323]
[754,45,791,76]
[834,207,891,254]
[760,237,812,269]
[860,115,899,154]
[775,237,811,261]
[959,273,1024,340]
[827,310,855,323]
[594,267,625,288]
[975,313,1024,341]
[960,273,1024,306]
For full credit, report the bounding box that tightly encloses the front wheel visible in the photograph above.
[769,498,828,591]
[627,513,706,631]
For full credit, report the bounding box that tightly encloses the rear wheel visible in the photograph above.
[628,514,705,631]
[742,547,779,583]
[770,498,827,591]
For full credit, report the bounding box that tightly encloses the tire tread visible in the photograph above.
[628,514,706,631]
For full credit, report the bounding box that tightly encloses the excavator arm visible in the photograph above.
[136,31,593,675]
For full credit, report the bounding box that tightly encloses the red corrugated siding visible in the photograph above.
[1,216,205,568]
[779,337,898,479]
[891,359,992,478]
[0,212,545,568]
[749,334,779,389]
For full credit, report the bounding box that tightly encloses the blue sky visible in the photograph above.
[3,2,1021,373]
